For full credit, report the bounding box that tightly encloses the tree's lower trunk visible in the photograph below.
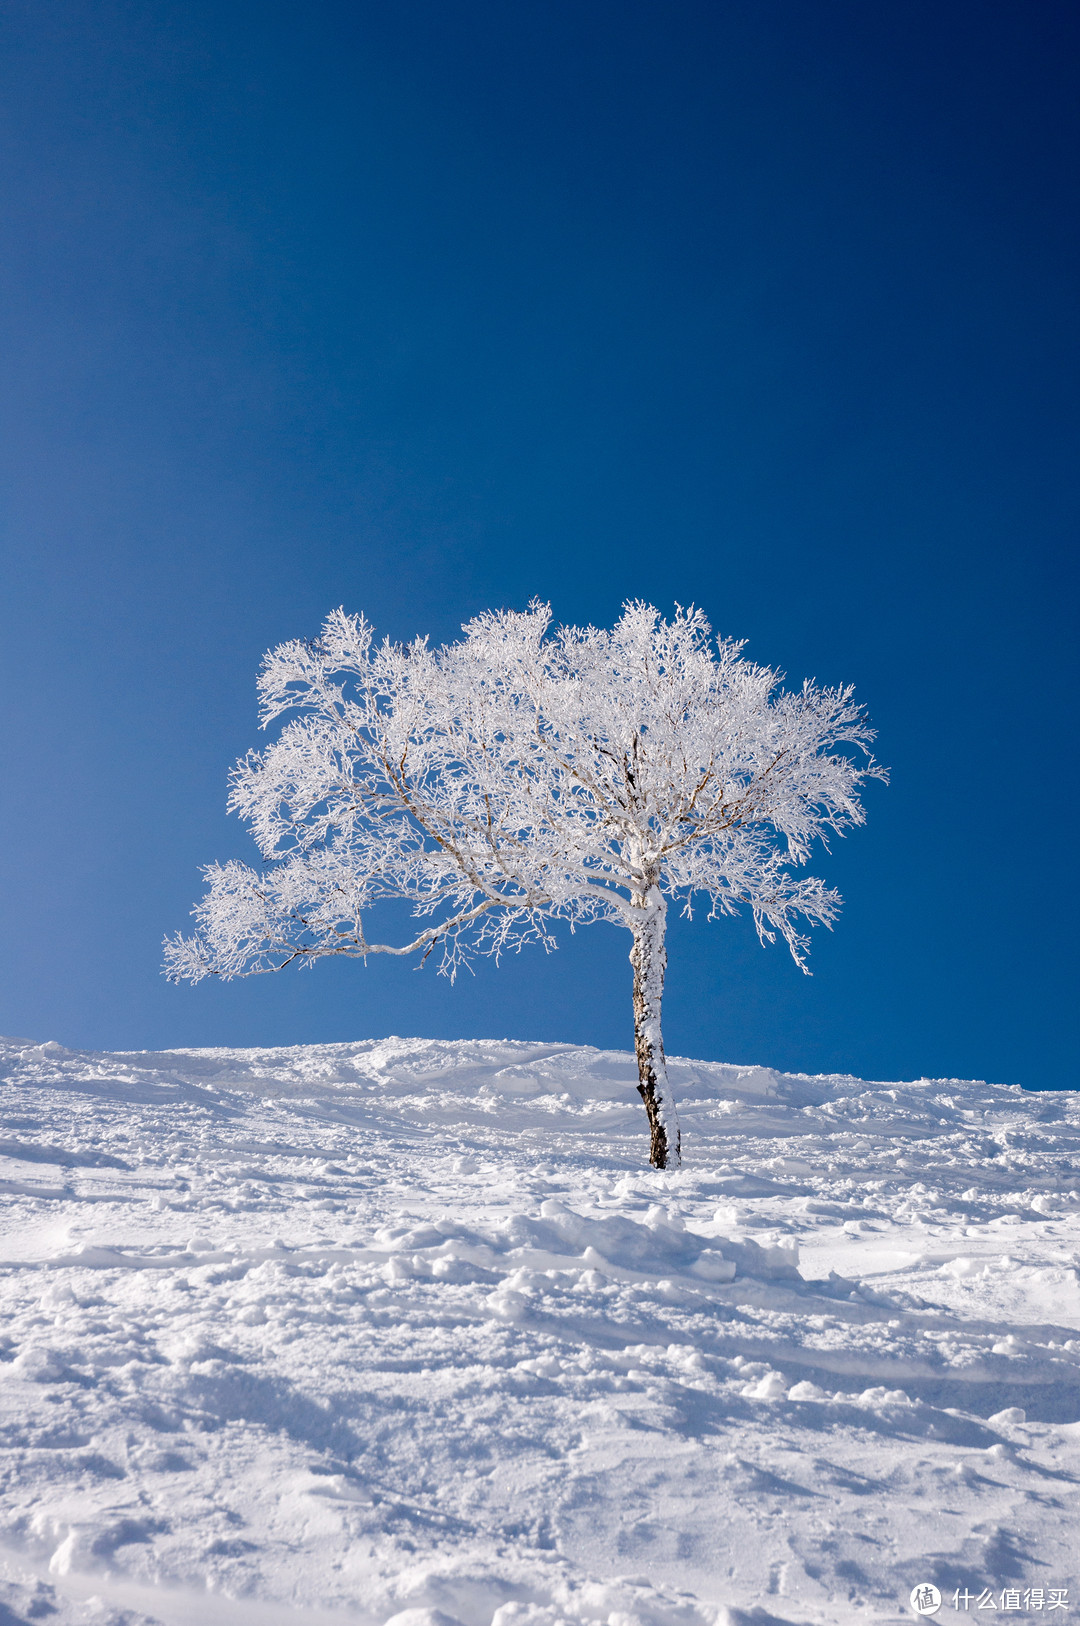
[630,886,681,1169]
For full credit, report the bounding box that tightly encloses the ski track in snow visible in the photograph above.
[0,1036,1077,1626]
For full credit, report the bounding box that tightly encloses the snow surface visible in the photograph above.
[1,1035,1078,1626]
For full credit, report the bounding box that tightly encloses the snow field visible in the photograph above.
[0,1036,1078,1626]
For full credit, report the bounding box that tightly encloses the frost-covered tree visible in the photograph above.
[165,602,885,1168]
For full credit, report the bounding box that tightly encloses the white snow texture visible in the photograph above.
[1,1035,1078,1626]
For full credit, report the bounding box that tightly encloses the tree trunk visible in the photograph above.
[629,885,681,1169]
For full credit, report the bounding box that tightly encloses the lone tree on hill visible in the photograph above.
[165,602,885,1168]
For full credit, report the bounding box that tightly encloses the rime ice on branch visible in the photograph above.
[164,601,885,1167]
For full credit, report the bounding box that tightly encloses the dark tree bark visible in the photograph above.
[629,887,681,1169]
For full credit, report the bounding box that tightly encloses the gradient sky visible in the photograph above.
[0,0,1076,1089]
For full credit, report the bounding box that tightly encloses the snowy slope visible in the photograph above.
[0,1036,1078,1626]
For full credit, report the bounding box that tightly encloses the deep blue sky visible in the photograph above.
[0,1,1076,1088]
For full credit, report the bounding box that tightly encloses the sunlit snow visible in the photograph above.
[1,1036,1077,1626]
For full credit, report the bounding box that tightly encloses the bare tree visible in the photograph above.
[165,602,885,1167]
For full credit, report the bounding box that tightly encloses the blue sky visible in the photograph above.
[0,0,1076,1088]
